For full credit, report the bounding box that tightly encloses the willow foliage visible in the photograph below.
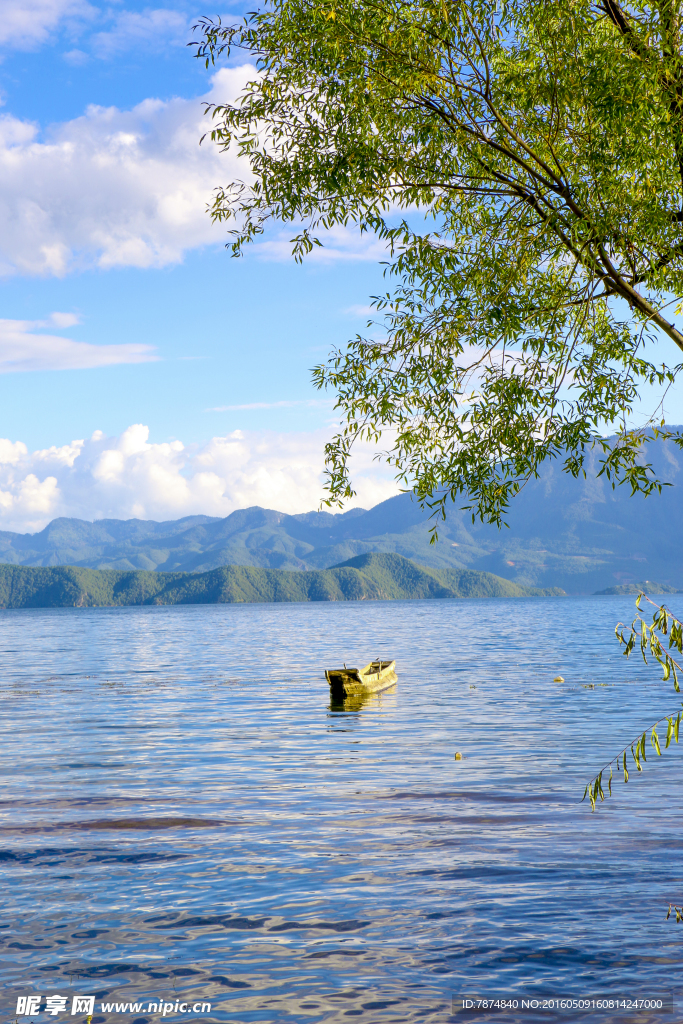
[584,593,683,812]
[194,0,683,524]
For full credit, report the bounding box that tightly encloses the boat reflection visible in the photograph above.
[328,683,397,714]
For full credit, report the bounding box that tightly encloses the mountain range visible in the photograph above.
[0,433,682,594]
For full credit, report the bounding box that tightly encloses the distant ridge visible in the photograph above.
[594,581,681,596]
[0,553,564,609]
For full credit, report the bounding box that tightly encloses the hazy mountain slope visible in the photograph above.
[0,515,223,571]
[0,433,682,592]
[459,439,683,592]
[0,555,561,608]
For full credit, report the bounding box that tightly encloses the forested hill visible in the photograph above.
[1,433,683,593]
[0,554,563,609]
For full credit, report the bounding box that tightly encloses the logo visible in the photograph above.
[16,996,95,1016]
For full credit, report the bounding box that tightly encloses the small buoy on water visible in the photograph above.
[454,751,463,760]
[553,676,565,683]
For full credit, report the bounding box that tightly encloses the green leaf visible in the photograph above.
[651,727,661,756]
[632,743,642,772]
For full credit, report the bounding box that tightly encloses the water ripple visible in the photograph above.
[0,598,681,1022]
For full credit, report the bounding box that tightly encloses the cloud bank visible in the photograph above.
[0,0,190,56]
[0,0,95,50]
[90,8,190,59]
[0,67,250,276]
[0,316,156,371]
[0,424,399,533]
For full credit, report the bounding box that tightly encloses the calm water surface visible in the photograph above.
[1,597,682,1024]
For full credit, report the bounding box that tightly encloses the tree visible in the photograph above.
[193,0,683,527]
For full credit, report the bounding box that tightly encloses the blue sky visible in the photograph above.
[0,0,682,533]
[0,0,401,529]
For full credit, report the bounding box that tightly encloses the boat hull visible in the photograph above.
[326,660,397,697]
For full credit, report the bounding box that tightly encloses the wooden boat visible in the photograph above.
[325,659,397,698]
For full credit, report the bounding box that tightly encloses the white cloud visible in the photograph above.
[0,423,400,532]
[344,304,376,317]
[91,8,190,58]
[0,67,253,275]
[0,0,95,49]
[63,48,89,66]
[47,311,81,329]
[0,67,388,275]
[0,438,28,464]
[0,316,156,372]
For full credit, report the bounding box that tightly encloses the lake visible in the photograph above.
[1,596,682,1023]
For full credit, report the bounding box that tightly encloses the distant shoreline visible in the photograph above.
[0,554,565,609]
